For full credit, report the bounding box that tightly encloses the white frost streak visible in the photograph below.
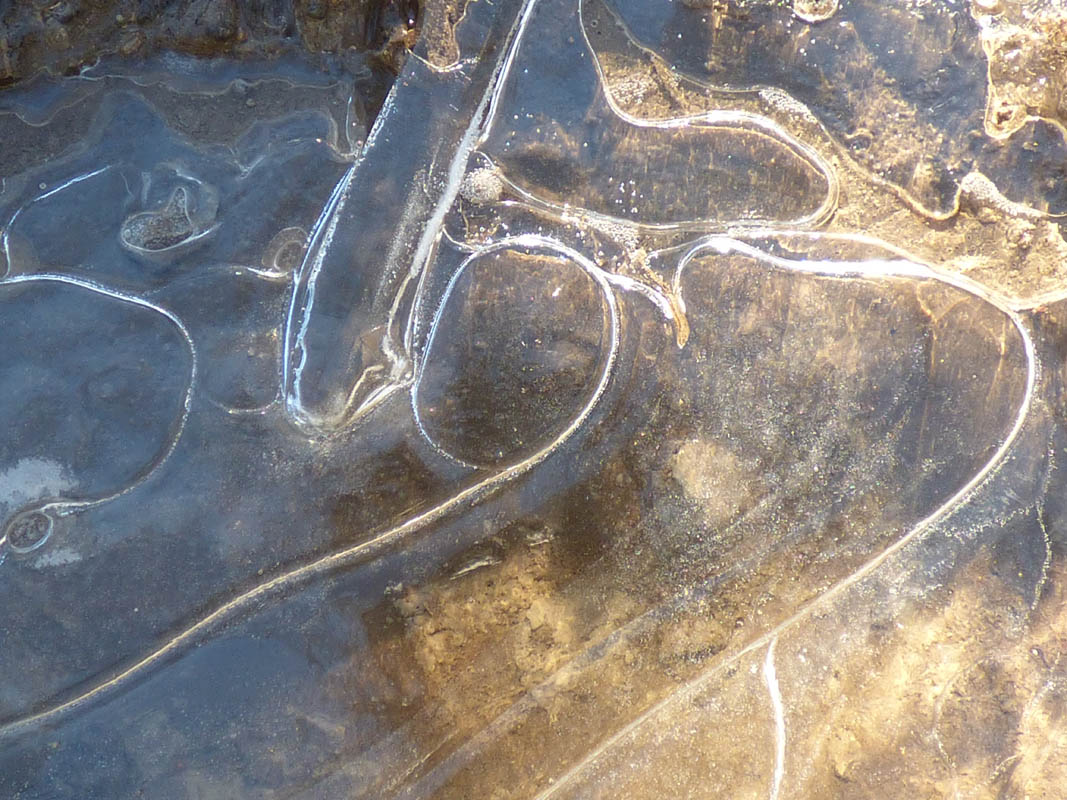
[763,638,786,800]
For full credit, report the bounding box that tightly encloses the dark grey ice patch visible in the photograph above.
[0,277,194,526]
[151,265,290,413]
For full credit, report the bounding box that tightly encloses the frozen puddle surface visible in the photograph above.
[3,1,1067,798]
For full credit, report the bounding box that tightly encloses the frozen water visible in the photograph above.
[3,0,1067,798]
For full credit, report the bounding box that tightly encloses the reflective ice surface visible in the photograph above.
[4,0,1067,797]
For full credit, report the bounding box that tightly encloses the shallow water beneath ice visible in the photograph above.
[3,1,1067,797]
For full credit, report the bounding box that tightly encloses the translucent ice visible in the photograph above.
[2,1,1067,798]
